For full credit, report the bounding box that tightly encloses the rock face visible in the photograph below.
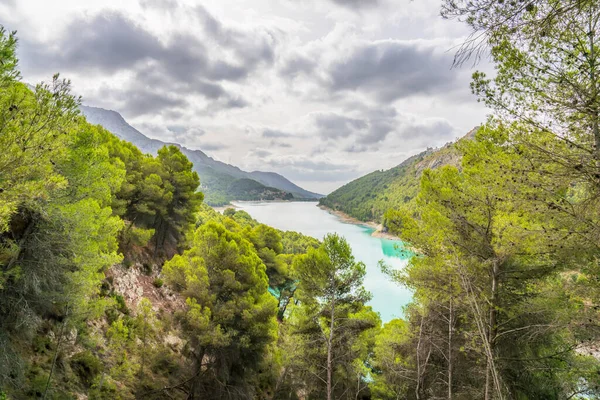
[107,263,185,313]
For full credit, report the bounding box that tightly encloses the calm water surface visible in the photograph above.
[231,201,412,322]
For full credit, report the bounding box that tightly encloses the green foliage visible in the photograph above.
[108,139,203,257]
[195,205,318,322]
[70,351,102,388]
[0,27,19,85]
[152,278,163,288]
[163,220,278,398]
[373,124,600,399]
[0,26,207,396]
[112,294,129,315]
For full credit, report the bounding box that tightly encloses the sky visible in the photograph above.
[0,0,491,194]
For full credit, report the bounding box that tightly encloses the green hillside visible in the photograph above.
[319,137,468,222]
[199,169,292,205]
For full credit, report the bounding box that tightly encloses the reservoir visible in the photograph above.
[231,201,412,322]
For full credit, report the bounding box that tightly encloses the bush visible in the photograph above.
[112,294,129,315]
[151,349,180,376]
[32,334,52,354]
[142,263,152,276]
[70,351,101,388]
[152,278,164,288]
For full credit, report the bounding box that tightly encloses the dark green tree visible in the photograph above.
[162,221,277,399]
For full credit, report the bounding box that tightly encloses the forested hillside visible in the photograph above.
[81,106,322,206]
[319,130,470,222]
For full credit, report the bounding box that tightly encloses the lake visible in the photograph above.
[231,201,412,322]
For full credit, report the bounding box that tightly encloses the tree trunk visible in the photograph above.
[485,260,499,400]
[588,10,600,161]
[415,316,425,400]
[43,306,69,400]
[327,298,335,400]
[448,296,453,400]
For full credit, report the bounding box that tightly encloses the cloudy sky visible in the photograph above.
[0,0,490,194]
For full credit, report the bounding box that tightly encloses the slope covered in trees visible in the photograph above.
[318,131,471,222]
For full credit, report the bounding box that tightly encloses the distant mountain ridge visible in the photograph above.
[80,106,323,205]
[319,128,477,222]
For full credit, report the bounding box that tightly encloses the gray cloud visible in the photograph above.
[269,157,353,171]
[21,10,274,81]
[195,5,275,68]
[328,40,462,102]
[344,143,369,152]
[139,0,178,10]
[270,140,292,148]
[314,113,367,139]
[309,104,456,153]
[263,128,295,138]
[19,7,270,116]
[20,13,162,74]
[117,87,187,117]
[132,65,249,111]
[201,142,228,151]
[328,0,380,10]
[311,107,397,148]
[397,118,456,145]
[356,107,397,145]
[224,97,250,109]
[167,125,188,135]
[251,148,273,158]
[166,125,206,143]
[279,54,316,78]
[263,156,358,182]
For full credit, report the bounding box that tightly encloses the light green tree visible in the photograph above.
[292,233,378,400]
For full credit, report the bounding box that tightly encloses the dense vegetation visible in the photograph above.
[371,1,600,398]
[3,0,600,398]
[200,172,294,206]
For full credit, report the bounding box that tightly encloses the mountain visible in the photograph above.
[80,106,323,205]
[319,128,477,222]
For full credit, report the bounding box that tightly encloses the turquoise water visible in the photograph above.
[231,201,413,322]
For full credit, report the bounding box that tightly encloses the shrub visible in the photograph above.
[70,351,101,388]
[142,263,152,276]
[113,294,129,315]
[152,278,164,288]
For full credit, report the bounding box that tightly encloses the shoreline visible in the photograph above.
[210,204,239,213]
[211,199,319,213]
[317,205,401,241]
